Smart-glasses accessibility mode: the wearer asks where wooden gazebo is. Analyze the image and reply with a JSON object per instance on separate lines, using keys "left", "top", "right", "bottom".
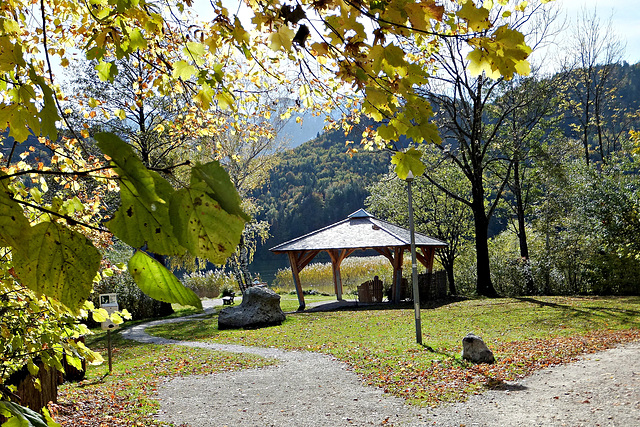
{"left": 270, "top": 209, "right": 447, "bottom": 310}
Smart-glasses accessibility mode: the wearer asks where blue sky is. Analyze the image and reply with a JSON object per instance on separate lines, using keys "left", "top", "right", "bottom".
{"left": 558, "top": 0, "right": 640, "bottom": 64}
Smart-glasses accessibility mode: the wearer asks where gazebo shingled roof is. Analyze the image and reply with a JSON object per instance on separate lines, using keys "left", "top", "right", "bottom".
{"left": 270, "top": 209, "right": 447, "bottom": 310}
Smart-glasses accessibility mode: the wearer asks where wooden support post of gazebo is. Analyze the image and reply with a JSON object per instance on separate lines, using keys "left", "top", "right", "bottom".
{"left": 287, "top": 249, "right": 320, "bottom": 311}
{"left": 287, "top": 252, "right": 305, "bottom": 310}
{"left": 327, "top": 249, "right": 355, "bottom": 300}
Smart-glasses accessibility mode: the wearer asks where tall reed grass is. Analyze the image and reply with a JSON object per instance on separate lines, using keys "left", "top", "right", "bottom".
{"left": 273, "top": 255, "right": 414, "bottom": 295}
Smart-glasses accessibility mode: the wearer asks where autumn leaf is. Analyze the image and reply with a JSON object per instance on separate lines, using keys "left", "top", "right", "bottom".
{"left": 391, "top": 148, "right": 426, "bottom": 179}
{"left": 458, "top": 1, "right": 491, "bottom": 32}
{"left": 173, "top": 60, "right": 196, "bottom": 80}
{"left": 94, "top": 61, "right": 118, "bottom": 82}
{"left": 269, "top": 26, "right": 295, "bottom": 51}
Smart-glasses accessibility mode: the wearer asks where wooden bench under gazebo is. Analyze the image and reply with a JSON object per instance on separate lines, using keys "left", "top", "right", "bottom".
{"left": 270, "top": 209, "right": 447, "bottom": 310}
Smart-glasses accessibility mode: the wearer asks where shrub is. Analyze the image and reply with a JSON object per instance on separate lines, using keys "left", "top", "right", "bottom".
{"left": 93, "top": 271, "right": 173, "bottom": 320}
{"left": 182, "top": 269, "right": 236, "bottom": 298}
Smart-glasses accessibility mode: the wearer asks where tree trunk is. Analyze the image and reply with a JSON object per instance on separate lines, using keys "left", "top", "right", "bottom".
{"left": 4, "top": 359, "right": 60, "bottom": 416}
{"left": 512, "top": 160, "right": 535, "bottom": 294}
{"left": 471, "top": 199, "right": 497, "bottom": 297}
{"left": 468, "top": 82, "right": 497, "bottom": 298}
{"left": 239, "top": 235, "right": 252, "bottom": 288}
{"left": 437, "top": 249, "right": 457, "bottom": 296}
{"left": 595, "top": 106, "right": 606, "bottom": 164}
{"left": 581, "top": 73, "right": 591, "bottom": 166}
{"left": 444, "top": 259, "right": 457, "bottom": 296}
{"left": 231, "top": 235, "right": 252, "bottom": 293}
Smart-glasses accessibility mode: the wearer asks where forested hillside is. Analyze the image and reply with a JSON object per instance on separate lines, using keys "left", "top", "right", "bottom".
{"left": 252, "top": 125, "right": 393, "bottom": 261}
{"left": 251, "top": 61, "right": 640, "bottom": 269}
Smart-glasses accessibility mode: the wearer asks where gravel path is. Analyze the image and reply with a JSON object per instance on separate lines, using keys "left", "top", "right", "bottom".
{"left": 122, "top": 304, "right": 640, "bottom": 427}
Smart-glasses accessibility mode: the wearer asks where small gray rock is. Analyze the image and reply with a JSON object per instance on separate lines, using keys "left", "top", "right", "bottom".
{"left": 461, "top": 333, "right": 495, "bottom": 364}
{"left": 218, "top": 286, "right": 286, "bottom": 330}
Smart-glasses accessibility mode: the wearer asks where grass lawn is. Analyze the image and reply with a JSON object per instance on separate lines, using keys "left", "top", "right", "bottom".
{"left": 276, "top": 292, "right": 338, "bottom": 312}
{"left": 56, "top": 296, "right": 640, "bottom": 425}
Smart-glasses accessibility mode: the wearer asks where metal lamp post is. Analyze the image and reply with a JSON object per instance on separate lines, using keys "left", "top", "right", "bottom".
{"left": 406, "top": 170, "right": 422, "bottom": 344}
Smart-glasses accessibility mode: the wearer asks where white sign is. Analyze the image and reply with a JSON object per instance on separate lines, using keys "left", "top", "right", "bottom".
{"left": 99, "top": 293, "right": 119, "bottom": 330}
{"left": 99, "top": 293, "right": 118, "bottom": 307}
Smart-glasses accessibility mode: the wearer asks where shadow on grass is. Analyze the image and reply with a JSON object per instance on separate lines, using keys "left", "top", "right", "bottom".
{"left": 514, "top": 296, "right": 640, "bottom": 327}
{"left": 302, "top": 296, "right": 469, "bottom": 313}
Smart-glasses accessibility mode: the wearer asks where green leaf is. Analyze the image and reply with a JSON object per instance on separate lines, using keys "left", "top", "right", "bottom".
{"left": 106, "top": 173, "right": 184, "bottom": 256}
{"left": 0, "top": 37, "right": 26, "bottom": 71}
{"left": 0, "top": 173, "right": 31, "bottom": 249}
{"left": 364, "top": 87, "right": 389, "bottom": 110}
{"left": 12, "top": 221, "right": 101, "bottom": 312}
{"left": 65, "top": 353, "right": 84, "bottom": 371}
{"left": 185, "top": 41, "right": 206, "bottom": 58}
{"left": 128, "top": 251, "right": 202, "bottom": 310}
{"left": 29, "top": 67, "right": 59, "bottom": 142}
{"left": 382, "top": 45, "right": 405, "bottom": 67}
{"left": 129, "top": 28, "right": 147, "bottom": 50}
{"left": 95, "top": 132, "right": 161, "bottom": 205}
{"left": 194, "top": 82, "right": 214, "bottom": 109}
{"left": 191, "top": 162, "right": 250, "bottom": 221}
{"left": 391, "top": 148, "right": 426, "bottom": 180}
{"left": 172, "top": 60, "right": 196, "bottom": 80}
{"left": 170, "top": 185, "right": 245, "bottom": 265}
{"left": 0, "top": 400, "right": 60, "bottom": 427}
{"left": 94, "top": 61, "right": 118, "bottom": 82}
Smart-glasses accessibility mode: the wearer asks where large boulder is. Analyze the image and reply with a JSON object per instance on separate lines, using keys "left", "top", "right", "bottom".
{"left": 218, "top": 286, "right": 286, "bottom": 330}
{"left": 461, "top": 333, "right": 495, "bottom": 364}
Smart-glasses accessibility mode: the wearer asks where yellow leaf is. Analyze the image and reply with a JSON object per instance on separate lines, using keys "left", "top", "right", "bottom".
{"left": 514, "top": 58, "right": 531, "bottom": 76}
{"left": 216, "top": 91, "right": 234, "bottom": 110}
{"left": 232, "top": 17, "right": 250, "bottom": 45}
{"left": 92, "top": 308, "right": 109, "bottom": 322}
{"left": 173, "top": 60, "right": 196, "bottom": 80}
{"left": 365, "top": 86, "right": 389, "bottom": 109}
{"left": 269, "top": 26, "right": 295, "bottom": 52}
{"left": 391, "top": 148, "right": 426, "bottom": 180}
{"left": 458, "top": 1, "right": 491, "bottom": 32}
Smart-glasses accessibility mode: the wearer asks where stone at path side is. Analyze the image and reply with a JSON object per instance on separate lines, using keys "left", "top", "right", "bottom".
{"left": 217, "top": 286, "right": 286, "bottom": 330}
{"left": 462, "top": 333, "right": 495, "bottom": 364}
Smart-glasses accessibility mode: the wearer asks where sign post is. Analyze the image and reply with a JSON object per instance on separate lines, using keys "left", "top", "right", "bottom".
{"left": 99, "top": 293, "right": 119, "bottom": 372}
